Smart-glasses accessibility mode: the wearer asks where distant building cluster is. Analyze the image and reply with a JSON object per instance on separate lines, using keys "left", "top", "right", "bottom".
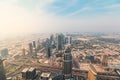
{"left": 0, "top": 48, "right": 9, "bottom": 59}
{"left": 0, "top": 33, "right": 120, "bottom": 80}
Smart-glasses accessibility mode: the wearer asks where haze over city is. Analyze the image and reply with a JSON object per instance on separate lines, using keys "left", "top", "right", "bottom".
{"left": 0, "top": 0, "right": 120, "bottom": 39}
{"left": 1, "top": 0, "right": 120, "bottom": 80}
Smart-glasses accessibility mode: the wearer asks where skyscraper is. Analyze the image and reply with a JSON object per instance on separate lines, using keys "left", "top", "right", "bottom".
{"left": 33, "top": 41, "right": 37, "bottom": 54}
{"left": 0, "top": 59, "right": 6, "bottom": 80}
{"left": 57, "top": 34, "right": 63, "bottom": 50}
{"left": 63, "top": 47, "right": 72, "bottom": 79}
{"left": 46, "top": 45, "right": 51, "bottom": 58}
{"left": 32, "top": 40, "right": 36, "bottom": 49}
{"left": 68, "top": 36, "right": 72, "bottom": 44}
{"left": 28, "top": 43, "right": 33, "bottom": 54}
{"left": 50, "top": 34, "right": 54, "bottom": 44}
{"left": 36, "top": 39, "right": 40, "bottom": 51}
{"left": 45, "top": 38, "right": 51, "bottom": 58}
{"left": 65, "top": 37, "right": 68, "bottom": 44}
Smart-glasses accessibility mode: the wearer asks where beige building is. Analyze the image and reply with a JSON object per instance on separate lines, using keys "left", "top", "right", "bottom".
{"left": 88, "top": 64, "right": 120, "bottom": 80}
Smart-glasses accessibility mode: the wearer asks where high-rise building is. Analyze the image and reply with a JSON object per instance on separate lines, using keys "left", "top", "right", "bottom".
{"left": 46, "top": 38, "right": 50, "bottom": 45}
{"left": 65, "top": 37, "right": 68, "bottom": 44}
{"left": 63, "top": 47, "right": 72, "bottom": 79}
{"left": 21, "top": 68, "right": 29, "bottom": 79}
{"left": 33, "top": 40, "right": 36, "bottom": 49}
{"left": 0, "top": 59, "right": 6, "bottom": 80}
{"left": 46, "top": 44, "right": 51, "bottom": 58}
{"left": 0, "top": 48, "right": 8, "bottom": 58}
{"left": 28, "top": 67, "right": 36, "bottom": 79}
{"left": 57, "top": 34, "right": 63, "bottom": 50}
{"left": 88, "top": 64, "right": 120, "bottom": 80}
{"left": 28, "top": 43, "right": 33, "bottom": 54}
{"left": 22, "top": 67, "right": 36, "bottom": 80}
{"left": 32, "top": 40, "right": 36, "bottom": 53}
{"left": 45, "top": 38, "right": 51, "bottom": 58}
{"left": 68, "top": 36, "right": 72, "bottom": 44}
{"left": 36, "top": 39, "right": 40, "bottom": 51}
{"left": 50, "top": 34, "right": 54, "bottom": 44}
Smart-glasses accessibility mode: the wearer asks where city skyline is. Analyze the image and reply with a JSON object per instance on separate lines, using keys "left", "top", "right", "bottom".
{"left": 0, "top": 0, "right": 120, "bottom": 38}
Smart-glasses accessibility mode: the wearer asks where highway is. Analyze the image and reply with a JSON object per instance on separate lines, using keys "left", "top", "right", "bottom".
{"left": 72, "top": 57, "right": 80, "bottom": 68}
{"left": 72, "top": 51, "right": 80, "bottom": 69}
{"left": 6, "top": 63, "right": 62, "bottom": 77}
{"left": 7, "top": 62, "right": 88, "bottom": 78}
{"left": 6, "top": 48, "right": 87, "bottom": 79}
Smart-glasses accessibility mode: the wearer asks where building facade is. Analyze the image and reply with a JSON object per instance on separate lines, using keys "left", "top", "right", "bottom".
{"left": 63, "top": 47, "right": 73, "bottom": 79}
{"left": 0, "top": 59, "right": 6, "bottom": 80}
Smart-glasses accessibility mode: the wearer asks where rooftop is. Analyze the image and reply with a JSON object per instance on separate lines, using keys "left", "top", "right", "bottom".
{"left": 22, "top": 68, "right": 29, "bottom": 73}
{"left": 29, "top": 67, "right": 35, "bottom": 72}
{"left": 89, "top": 64, "right": 105, "bottom": 73}
{"left": 41, "top": 72, "right": 51, "bottom": 78}
{"left": 93, "top": 64, "right": 104, "bottom": 73}
{"left": 80, "top": 63, "right": 89, "bottom": 71}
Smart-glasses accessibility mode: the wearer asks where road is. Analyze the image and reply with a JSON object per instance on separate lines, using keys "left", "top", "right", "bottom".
{"left": 7, "top": 63, "right": 62, "bottom": 77}
{"left": 72, "top": 51, "right": 80, "bottom": 69}
{"left": 7, "top": 62, "right": 88, "bottom": 80}
{"left": 73, "top": 57, "right": 79, "bottom": 68}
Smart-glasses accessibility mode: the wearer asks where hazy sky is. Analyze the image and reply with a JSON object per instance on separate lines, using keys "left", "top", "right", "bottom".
{"left": 0, "top": 0, "right": 120, "bottom": 37}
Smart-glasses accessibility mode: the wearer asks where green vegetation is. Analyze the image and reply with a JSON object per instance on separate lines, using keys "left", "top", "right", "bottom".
{"left": 5, "top": 65, "right": 19, "bottom": 73}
